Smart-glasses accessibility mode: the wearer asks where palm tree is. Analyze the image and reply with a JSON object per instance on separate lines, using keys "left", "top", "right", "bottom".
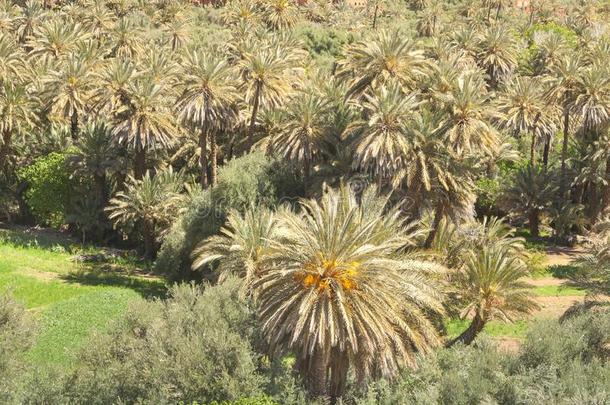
{"left": 496, "top": 76, "right": 556, "bottom": 166}
{"left": 502, "top": 164, "right": 557, "bottom": 237}
{"left": 91, "top": 58, "right": 136, "bottom": 116}
{"left": 238, "top": 45, "right": 299, "bottom": 151}
{"left": 416, "top": 2, "right": 442, "bottom": 38}
{"left": 272, "top": 90, "right": 330, "bottom": 188}
{"left": 262, "top": 0, "right": 298, "bottom": 30}
{"left": 253, "top": 185, "right": 445, "bottom": 400}
{"left": 43, "top": 54, "right": 94, "bottom": 140}
{"left": 112, "top": 79, "right": 178, "bottom": 179}
{"left": 176, "top": 52, "right": 239, "bottom": 188}
{"left": 191, "top": 206, "right": 282, "bottom": 293}
{"left": 15, "top": 0, "right": 46, "bottom": 43}
{"left": 545, "top": 55, "right": 583, "bottom": 192}
{"left": 106, "top": 169, "right": 188, "bottom": 260}
{"left": 336, "top": 29, "right": 431, "bottom": 99}
{"left": 0, "top": 81, "right": 38, "bottom": 169}
{"left": 28, "top": 19, "right": 87, "bottom": 59}
{"left": 450, "top": 245, "right": 538, "bottom": 345}
{"left": 476, "top": 25, "right": 518, "bottom": 89}
{"left": 343, "top": 83, "right": 418, "bottom": 184}
{"left": 0, "top": 34, "right": 26, "bottom": 84}
{"left": 438, "top": 72, "right": 498, "bottom": 156}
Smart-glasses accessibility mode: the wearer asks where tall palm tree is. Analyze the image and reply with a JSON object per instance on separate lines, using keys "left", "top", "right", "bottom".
{"left": 439, "top": 72, "right": 498, "bottom": 156}
{"left": 238, "top": 45, "right": 299, "bottom": 151}
{"left": 112, "top": 79, "right": 178, "bottom": 179}
{"left": 545, "top": 55, "right": 583, "bottom": 192}
{"left": 476, "top": 25, "right": 518, "bottom": 89}
{"left": 0, "top": 81, "right": 38, "bottom": 169}
{"left": 28, "top": 19, "right": 87, "bottom": 59}
{"left": 91, "top": 58, "right": 136, "bottom": 116}
{"left": 262, "top": 0, "right": 298, "bottom": 30}
{"left": 176, "top": 52, "right": 238, "bottom": 188}
{"left": 254, "top": 185, "right": 445, "bottom": 400}
{"left": 496, "top": 76, "right": 556, "bottom": 166}
{"left": 0, "top": 34, "right": 26, "bottom": 84}
{"left": 450, "top": 245, "right": 538, "bottom": 345}
{"left": 272, "top": 90, "right": 330, "bottom": 188}
{"left": 43, "top": 54, "right": 94, "bottom": 140}
{"left": 343, "top": 83, "right": 418, "bottom": 184}
{"left": 336, "top": 29, "right": 431, "bottom": 99}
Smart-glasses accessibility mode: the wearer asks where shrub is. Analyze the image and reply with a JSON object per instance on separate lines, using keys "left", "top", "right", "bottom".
{"left": 17, "top": 152, "right": 73, "bottom": 227}
{"left": 155, "top": 152, "right": 303, "bottom": 281}
{"left": 0, "top": 293, "right": 36, "bottom": 403}
{"left": 50, "top": 278, "right": 266, "bottom": 404}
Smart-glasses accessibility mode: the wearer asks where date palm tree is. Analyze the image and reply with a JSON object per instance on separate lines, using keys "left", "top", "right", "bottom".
{"left": 450, "top": 245, "right": 538, "bottom": 345}
{"left": 502, "top": 164, "right": 557, "bottom": 237}
{"left": 273, "top": 90, "right": 331, "bottom": 188}
{"left": 254, "top": 185, "right": 445, "bottom": 400}
{"left": 106, "top": 169, "right": 188, "bottom": 260}
{"left": 496, "top": 76, "right": 555, "bottom": 166}
{"left": 112, "top": 79, "right": 178, "bottom": 179}
{"left": 476, "top": 24, "right": 518, "bottom": 89}
{"left": 262, "top": 0, "right": 298, "bottom": 30}
{"left": 0, "top": 81, "right": 38, "bottom": 169}
{"left": 336, "top": 29, "right": 431, "bottom": 99}
{"left": 0, "top": 34, "right": 26, "bottom": 84}
{"left": 43, "top": 54, "right": 94, "bottom": 140}
{"left": 176, "top": 52, "right": 239, "bottom": 188}
{"left": 343, "top": 83, "right": 418, "bottom": 184}
{"left": 191, "top": 206, "right": 283, "bottom": 293}
{"left": 238, "top": 44, "right": 299, "bottom": 151}
{"left": 28, "top": 19, "right": 86, "bottom": 59}
{"left": 91, "top": 58, "right": 136, "bottom": 116}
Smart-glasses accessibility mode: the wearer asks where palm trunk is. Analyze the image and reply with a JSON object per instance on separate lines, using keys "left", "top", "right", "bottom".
{"left": 210, "top": 131, "right": 218, "bottom": 186}
{"left": 530, "top": 131, "right": 537, "bottom": 166}
{"left": 424, "top": 201, "right": 444, "bottom": 248}
{"left": 247, "top": 87, "right": 261, "bottom": 152}
{"left": 303, "top": 158, "right": 311, "bottom": 193}
{"left": 70, "top": 110, "right": 79, "bottom": 141}
{"left": 134, "top": 147, "right": 146, "bottom": 180}
{"left": 142, "top": 219, "right": 156, "bottom": 261}
{"left": 601, "top": 156, "right": 610, "bottom": 216}
{"left": 309, "top": 347, "right": 328, "bottom": 400}
{"left": 529, "top": 208, "right": 540, "bottom": 238}
{"left": 199, "top": 128, "right": 208, "bottom": 188}
{"left": 0, "top": 129, "right": 12, "bottom": 169}
{"left": 560, "top": 110, "right": 570, "bottom": 196}
{"left": 588, "top": 182, "right": 599, "bottom": 222}
{"left": 328, "top": 349, "right": 348, "bottom": 403}
{"left": 542, "top": 134, "right": 551, "bottom": 171}
{"left": 449, "top": 312, "right": 486, "bottom": 346}
{"left": 372, "top": 1, "right": 379, "bottom": 28}
{"left": 94, "top": 173, "right": 107, "bottom": 205}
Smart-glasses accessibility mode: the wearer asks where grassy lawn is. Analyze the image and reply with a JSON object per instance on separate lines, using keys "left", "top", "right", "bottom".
{"left": 0, "top": 227, "right": 165, "bottom": 366}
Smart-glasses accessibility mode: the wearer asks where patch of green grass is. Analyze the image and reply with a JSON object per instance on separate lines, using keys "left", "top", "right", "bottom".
{"left": 445, "top": 319, "right": 529, "bottom": 339}
{"left": 533, "top": 285, "right": 585, "bottom": 297}
{"left": 0, "top": 227, "right": 166, "bottom": 366}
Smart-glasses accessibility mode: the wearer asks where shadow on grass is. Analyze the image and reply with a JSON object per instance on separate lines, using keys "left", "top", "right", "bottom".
{"left": 546, "top": 264, "right": 579, "bottom": 279}
{"left": 0, "top": 225, "right": 77, "bottom": 251}
{"left": 60, "top": 268, "right": 167, "bottom": 300}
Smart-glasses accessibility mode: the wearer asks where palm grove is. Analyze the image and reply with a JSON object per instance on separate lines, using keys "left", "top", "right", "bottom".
{"left": 0, "top": 0, "right": 609, "bottom": 403}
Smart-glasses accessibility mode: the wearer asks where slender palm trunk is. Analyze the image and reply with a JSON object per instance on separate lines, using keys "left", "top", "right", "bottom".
{"left": 303, "top": 158, "right": 311, "bottom": 193}
{"left": 529, "top": 208, "right": 540, "bottom": 238}
{"left": 71, "top": 110, "right": 79, "bottom": 141}
{"left": 94, "top": 173, "right": 107, "bottom": 204}
{"left": 199, "top": 128, "right": 208, "bottom": 188}
{"left": 542, "top": 134, "right": 551, "bottom": 171}
{"left": 134, "top": 147, "right": 146, "bottom": 180}
{"left": 449, "top": 312, "right": 486, "bottom": 346}
{"left": 560, "top": 110, "right": 570, "bottom": 196}
{"left": 601, "top": 156, "right": 610, "bottom": 216}
{"left": 530, "top": 131, "right": 537, "bottom": 166}
{"left": 247, "top": 87, "right": 261, "bottom": 152}
{"left": 424, "top": 201, "right": 444, "bottom": 248}
{"left": 0, "top": 129, "right": 12, "bottom": 169}
{"left": 372, "top": 1, "right": 379, "bottom": 28}
{"left": 210, "top": 131, "right": 218, "bottom": 186}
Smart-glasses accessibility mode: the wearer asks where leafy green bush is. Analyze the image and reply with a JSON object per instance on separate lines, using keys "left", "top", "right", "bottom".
{"left": 17, "top": 152, "right": 73, "bottom": 227}
{"left": 37, "top": 279, "right": 266, "bottom": 404}
{"left": 155, "top": 152, "right": 303, "bottom": 281}
{"left": 0, "top": 293, "right": 36, "bottom": 403}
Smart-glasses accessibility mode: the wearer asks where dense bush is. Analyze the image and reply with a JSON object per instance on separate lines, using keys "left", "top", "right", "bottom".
{"left": 0, "top": 293, "right": 36, "bottom": 404}
{"left": 155, "top": 152, "right": 303, "bottom": 281}
{"left": 352, "top": 309, "right": 610, "bottom": 404}
{"left": 31, "top": 279, "right": 266, "bottom": 404}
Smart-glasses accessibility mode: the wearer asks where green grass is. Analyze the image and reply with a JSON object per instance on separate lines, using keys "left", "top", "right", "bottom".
{"left": 0, "top": 227, "right": 166, "bottom": 366}
{"left": 445, "top": 319, "right": 529, "bottom": 339}
{"left": 533, "top": 285, "right": 585, "bottom": 297}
